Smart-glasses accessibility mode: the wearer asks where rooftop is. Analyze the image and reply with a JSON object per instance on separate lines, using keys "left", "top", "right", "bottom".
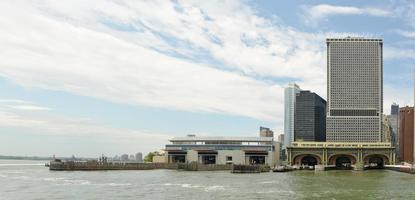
{"left": 326, "top": 37, "right": 383, "bottom": 42}
{"left": 169, "top": 136, "right": 274, "bottom": 142}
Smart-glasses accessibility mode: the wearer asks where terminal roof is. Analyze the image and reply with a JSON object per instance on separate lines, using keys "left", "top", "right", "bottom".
{"left": 170, "top": 136, "right": 273, "bottom": 142}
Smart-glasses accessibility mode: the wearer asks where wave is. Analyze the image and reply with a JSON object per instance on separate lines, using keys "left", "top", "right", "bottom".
{"left": 43, "top": 177, "right": 130, "bottom": 187}
{"left": 160, "top": 183, "right": 226, "bottom": 192}
{"left": 100, "top": 183, "right": 132, "bottom": 186}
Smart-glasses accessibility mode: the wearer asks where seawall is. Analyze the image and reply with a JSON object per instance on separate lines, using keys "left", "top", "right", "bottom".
{"left": 49, "top": 160, "right": 236, "bottom": 171}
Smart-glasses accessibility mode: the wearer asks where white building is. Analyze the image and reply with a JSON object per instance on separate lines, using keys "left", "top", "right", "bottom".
{"left": 326, "top": 37, "right": 383, "bottom": 142}
{"left": 164, "top": 135, "right": 279, "bottom": 167}
{"left": 284, "top": 83, "right": 301, "bottom": 148}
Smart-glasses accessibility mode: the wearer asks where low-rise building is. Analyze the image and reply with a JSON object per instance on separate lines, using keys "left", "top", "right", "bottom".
{"left": 164, "top": 135, "right": 279, "bottom": 167}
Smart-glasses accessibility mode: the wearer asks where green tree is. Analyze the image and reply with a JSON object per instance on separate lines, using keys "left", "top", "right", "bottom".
{"left": 144, "top": 151, "right": 162, "bottom": 163}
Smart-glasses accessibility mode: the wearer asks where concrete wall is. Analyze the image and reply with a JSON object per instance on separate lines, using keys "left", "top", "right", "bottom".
{"left": 169, "top": 149, "right": 278, "bottom": 166}
{"left": 186, "top": 150, "right": 198, "bottom": 163}
{"left": 272, "top": 142, "right": 281, "bottom": 166}
{"left": 217, "top": 150, "right": 245, "bottom": 165}
{"left": 152, "top": 155, "right": 167, "bottom": 163}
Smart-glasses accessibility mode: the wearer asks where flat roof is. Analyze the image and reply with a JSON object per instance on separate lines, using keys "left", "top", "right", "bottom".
{"left": 326, "top": 37, "right": 383, "bottom": 42}
{"left": 170, "top": 136, "right": 273, "bottom": 142}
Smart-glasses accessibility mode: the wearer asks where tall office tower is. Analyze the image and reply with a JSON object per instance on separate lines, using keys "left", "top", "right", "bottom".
{"left": 399, "top": 106, "right": 414, "bottom": 163}
{"left": 260, "top": 126, "right": 274, "bottom": 137}
{"left": 326, "top": 37, "right": 383, "bottom": 142}
{"left": 294, "top": 91, "right": 327, "bottom": 142}
{"left": 284, "top": 83, "right": 301, "bottom": 147}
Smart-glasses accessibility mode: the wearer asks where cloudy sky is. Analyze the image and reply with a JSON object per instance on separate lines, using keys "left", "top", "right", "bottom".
{"left": 0, "top": 0, "right": 414, "bottom": 157}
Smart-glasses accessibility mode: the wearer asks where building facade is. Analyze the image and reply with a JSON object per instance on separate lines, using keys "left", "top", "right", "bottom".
{"left": 260, "top": 127, "right": 274, "bottom": 138}
{"left": 326, "top": 38, "right": 383, "bottom": 142}
{"left": 382, "top": 115, "right": 392, "bottom": 143}
{"left": 164, "top": 135, "right": 279, "bottom": 167}
{"left": 284, "top": 83, "right": 301, "bottom": 148}
{"left": 135, "top": 152, "right": 143, "bottom": 163}
{"left": 294, "top": 91, "right": 326, "bottom": 142}
{"left": 388, "top": 103, "right": 399, "bottom": 154}
{"left": 399, "top": 106, "right": 414, "bottom": 163}
{"left": 287, "top": 37, "right": 394, "bottom": 169}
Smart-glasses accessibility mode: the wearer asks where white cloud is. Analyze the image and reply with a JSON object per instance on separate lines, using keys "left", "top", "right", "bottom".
{"left": 6, "top": 105, "right": 50, "bottom": 111}
{"left": 0, "top": 0, "right": 329, "bottom": 123}
{"left": 384, "top": 47, "right": 415, "bottom": 60}
{"left": 395, "top": 30, "right": 415, "bottom": 38}
{"left": 304, "top": 4, "right": 391, "bottom": 24}
{"left": 0, "top": 99, "right": 51, "bottom": 111}
{"left": 0, "top": 108, "right": 171, "bottom": 156}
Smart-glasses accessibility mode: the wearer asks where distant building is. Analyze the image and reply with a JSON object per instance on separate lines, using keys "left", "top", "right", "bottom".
{"left": 387, "top": 103, "right": 399, "bottom": 154}
{"left": 277, "top": 134, "right": 286, "bottom": 162}
{"left": 399, "top": 106, "right": 414, "bottom": 163}
{"left": 135, "top": 152, "right": 143, "bottom": 163}
{"left": 382, "top": 115, "right": 392, "bottom": 143}
{"left": 294, "top": 91, "right": 326, "bottom": 142}
{"left": 129, "top": 154, "right": 135, "bottom": 161}
{"left": 326, "top": 38, "right": 383, "bottom": 142}
{"left": 284, "top": 83, "right": 301, "bottom": 148}
{"left": 120, "top": 154, "right": 129, "bottom": 161}
{"left": 391, "top": 103, "right": 399, "bottom": 115}
{"left": 388, "top": 103, "right": 400, "bottom": 155}
{"left": 277, "top": 134, "right": 284, "bottom": 143}
{"left": 260, "top": 127, "right": 274, "bottom": 137}
{"left": 164, "top": 134, "right": 280, "bottom": 166}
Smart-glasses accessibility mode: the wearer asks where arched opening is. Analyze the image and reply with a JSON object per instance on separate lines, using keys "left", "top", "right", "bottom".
{"left": 365, "top": 155, "right": 387, "bottom": 169}
{"left": 335, "top": 156, "right": 352, "bottom": 169}
{"left": 301, "top": 156, "right": 318, "bottom": 166}
{"left": 292, "top": 154, "right": 321, "bottom": 169}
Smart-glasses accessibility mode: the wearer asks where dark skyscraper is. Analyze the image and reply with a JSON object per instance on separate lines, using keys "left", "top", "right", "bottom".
{"left": 391, "top": 103, "right": 399, "bottom": 115}
{"left": 294, "top": 91, "right": 326, "bottom": 142}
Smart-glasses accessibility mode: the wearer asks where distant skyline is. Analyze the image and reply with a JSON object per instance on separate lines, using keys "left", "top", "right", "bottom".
{"left": 0, "top": 0, "right": 414, "bottom": 157}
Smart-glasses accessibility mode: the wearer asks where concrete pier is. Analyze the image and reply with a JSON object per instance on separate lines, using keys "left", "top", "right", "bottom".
{"left": 49, "top": 160, "right": 234, "bottom": 171}
{"left": 384, "top": 165, "right": 415, "bottom": 174}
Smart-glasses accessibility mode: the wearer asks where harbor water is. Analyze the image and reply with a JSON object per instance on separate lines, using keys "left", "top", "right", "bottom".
{"left": 1, "top": 159, "right": 415, "bottom": 199}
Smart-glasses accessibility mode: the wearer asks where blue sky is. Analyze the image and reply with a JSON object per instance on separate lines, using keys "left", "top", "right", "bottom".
{"left": 0, "top": 0, "right": 414, "bottom": 157}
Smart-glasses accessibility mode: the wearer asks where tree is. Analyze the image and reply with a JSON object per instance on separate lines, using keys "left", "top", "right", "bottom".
{"left": 144, "top": 151, "right": 162, "bottom": 163}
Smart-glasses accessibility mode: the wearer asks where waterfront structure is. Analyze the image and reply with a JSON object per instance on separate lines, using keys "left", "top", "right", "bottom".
{"left": 287, "top": 37, "right": 394, "bottom": 169}
{"left": 399, "top": 106, "right": 414, "bottom": 163}
{"left": 284, "top": 83, "right": 301, "bottom": 148}
{"left": 260, "top": 127, "right": 274, "bottom": 137}
{"left": 152, "top": 155, "right": 167, "bottom": 163}
{"left": 135, "top": 152, "right": 143, "bottom": 163}
{"left": 326, "top": 38, "right": 383, "bottom": 142}
{"left": 287, "top": 142, "right": 395, "bottom": 168}
{"left": 294, "top": 91, "right": 326, "bottom": 142}
{"left": 164, "top": 135, "right": 279, "bottom": 166}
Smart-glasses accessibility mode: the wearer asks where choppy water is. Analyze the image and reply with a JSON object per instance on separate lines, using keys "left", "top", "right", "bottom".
{"left": 1, "top": 159, "right": 415, "bottom": 200}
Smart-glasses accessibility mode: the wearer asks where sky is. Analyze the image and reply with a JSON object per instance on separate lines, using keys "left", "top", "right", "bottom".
{"left": 0, "top": 0, "right": 414, "bottom": 157}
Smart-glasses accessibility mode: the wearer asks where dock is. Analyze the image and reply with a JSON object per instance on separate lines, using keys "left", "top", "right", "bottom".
{"left": 231, "top": 164, "right": 270, "bottom": 173}
{"left": 49, "top": 160, "right": 233, "bottom": 171}
{"left": 384, "top": 165, "right": 415, "bottom": 174}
